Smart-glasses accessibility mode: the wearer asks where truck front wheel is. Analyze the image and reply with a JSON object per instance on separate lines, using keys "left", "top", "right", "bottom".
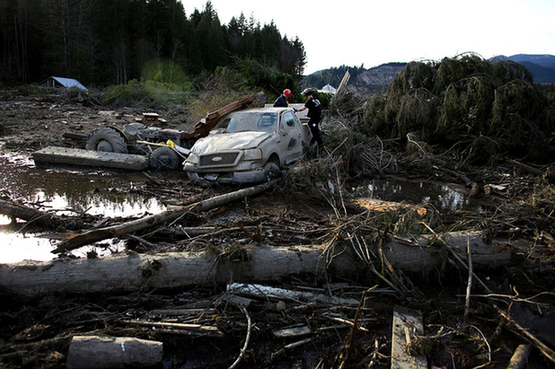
{"left": 263, "top": 161, "right": 281, "bottom": 181}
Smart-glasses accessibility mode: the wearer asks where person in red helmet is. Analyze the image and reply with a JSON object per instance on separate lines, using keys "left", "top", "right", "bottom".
{"left": 273, "top": 89, "right": 291, "bottom": 107}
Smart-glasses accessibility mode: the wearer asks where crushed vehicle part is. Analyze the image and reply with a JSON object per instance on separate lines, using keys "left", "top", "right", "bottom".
{"left": 76, "top": 92, "right": 266, "bottom": 171}
{"left": 134, "top": 112, "right": 167, "bottom": 124}
{"left": 149, "top": 146, "right": 181, "bottom": 170}
{"left": 121, "top": 123, "right": 194, "bottom": 154}
{"left": 85, "top": 127, "right": 128, "bottom": 153}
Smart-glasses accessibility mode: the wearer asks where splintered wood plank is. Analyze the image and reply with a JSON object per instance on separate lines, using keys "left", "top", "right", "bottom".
{"left": 391, "top": 306, "right": 427, "bottom": 369}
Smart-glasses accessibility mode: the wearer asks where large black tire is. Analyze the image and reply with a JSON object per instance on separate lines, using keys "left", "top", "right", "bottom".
{"left": 85, "top": 128, "right": 128, "bottom": 153}
{"left": 149, "top": 146, "right": 181, "bottom": 170}
{"left": 263, "top": 161, "right": 281, "bottom": 181}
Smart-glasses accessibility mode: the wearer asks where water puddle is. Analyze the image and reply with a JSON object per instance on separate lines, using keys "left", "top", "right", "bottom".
{"left": 1, "top": 155, "right": 482, "bottom": 264}
{"left": 351, "top": 177, "right": 483, "bottom": 213}
{"left": 0, "top": 155, "right": 166, "bottom": 263}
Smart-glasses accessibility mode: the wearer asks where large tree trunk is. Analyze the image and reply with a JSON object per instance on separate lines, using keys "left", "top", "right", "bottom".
{"left": 0, "top": 231, "right": 514, "bottom": 298}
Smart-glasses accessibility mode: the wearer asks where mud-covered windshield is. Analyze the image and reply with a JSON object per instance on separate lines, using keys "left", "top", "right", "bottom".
{"left": 215, "top": 111, "right": 278, "bottom": 133}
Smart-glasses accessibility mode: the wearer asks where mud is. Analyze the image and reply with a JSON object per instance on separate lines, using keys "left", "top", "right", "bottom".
{"left": 0, "top": 93, "right": 554, "bottom": 369}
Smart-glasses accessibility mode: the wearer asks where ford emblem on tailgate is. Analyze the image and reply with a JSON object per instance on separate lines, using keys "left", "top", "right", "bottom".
{"left": 211, "top": 156, "right": 222, "bottom": 162}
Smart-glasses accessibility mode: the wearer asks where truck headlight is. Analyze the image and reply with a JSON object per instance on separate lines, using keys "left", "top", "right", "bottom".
{"left": 186, "top": 153, "right": 199, "bottom": 164}
{"left": 242, "top": 148, "right": 262, "bottom": 160}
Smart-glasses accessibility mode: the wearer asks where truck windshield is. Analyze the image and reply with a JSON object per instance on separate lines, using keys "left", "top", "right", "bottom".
{"left": 215, "top": 111, "right": 277, "bottom": 133}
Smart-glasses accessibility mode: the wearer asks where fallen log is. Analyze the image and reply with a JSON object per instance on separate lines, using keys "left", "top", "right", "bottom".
{"left": 0, "top": 199, "right": 84, "bottom": 230}
{"left": 121, "top": 320, "right": 223, "bottom": 337}
{"left": 65, "top": 336, "right": 163, "bottom": 369}
{"left": 0, "top": 231, "right": 515, "bottom": 297}
{"left": 352, "top": 198, "right": 427, "bottom": 215}
{"left": 227, "top": 282, "right": 359, "bottom": 305}
{"left": 32, "top": 147, "right": 149, "bottom": 170}
{"left": 53, "top": 181, "right": 275, "bottom": 253}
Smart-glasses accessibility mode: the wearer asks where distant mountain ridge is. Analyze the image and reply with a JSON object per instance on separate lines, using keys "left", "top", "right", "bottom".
{"left": 303, "top": 63, "right": 407, "bottom": 96}
{"left": 306, "top": 54, "right": 555, "bottom": 95}
{"left": 491, "top": 54, "right": 555, "bottom": 68}
{"left": 352, "top": 63, "right": 407, "bottom": 95}
{"left": 490, "top": 54, "right": 555, "bottom": 83}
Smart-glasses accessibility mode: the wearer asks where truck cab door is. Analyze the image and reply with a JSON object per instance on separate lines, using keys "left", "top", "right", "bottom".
{"left": 279, "top": 111, "right": 303, "bottom": 164}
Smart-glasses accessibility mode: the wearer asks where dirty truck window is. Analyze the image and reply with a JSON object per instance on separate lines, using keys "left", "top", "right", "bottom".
{"left": 215, "top": 111, "right": 276, "bottom": 133}
{"left": 283, "top": 112, "right": 296, "bottom": 127}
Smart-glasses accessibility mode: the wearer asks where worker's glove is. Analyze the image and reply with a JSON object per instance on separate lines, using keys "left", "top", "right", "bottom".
{"left": 293, "top": 108, "right": 298, "bottom": 112}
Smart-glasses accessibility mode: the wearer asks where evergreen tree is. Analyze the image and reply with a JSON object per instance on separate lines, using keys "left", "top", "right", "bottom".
{"left": 365, "top": 53, "right": 554, "bottom": 162}
{"left": 195, "top": 2, "right": 228, "bottom": 72}
{"left": 0, "top": 0, "right": 307, "bottom": 87}
{"left": 0, "top": 0, "right": 44, "bottom": 84}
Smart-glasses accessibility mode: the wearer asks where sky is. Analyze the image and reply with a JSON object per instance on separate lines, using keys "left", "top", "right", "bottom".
{"left": 180, "top": 0, "right": 555, "bottom": 75}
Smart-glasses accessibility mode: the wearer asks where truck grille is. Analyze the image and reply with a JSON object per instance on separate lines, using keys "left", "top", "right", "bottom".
{"left": 199, "top": 152, "right": 240, "bottom": 167}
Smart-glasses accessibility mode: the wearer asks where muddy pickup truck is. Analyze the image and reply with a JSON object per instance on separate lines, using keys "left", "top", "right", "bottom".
{"left": 183, "top": 106, "right": 311, "bottom": 184}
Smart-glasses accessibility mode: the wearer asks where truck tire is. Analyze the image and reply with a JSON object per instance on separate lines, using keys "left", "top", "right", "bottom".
{"left": 85, "top": 128, "right": 128, "bottom": 153}
{"left": 263, "top": 161, "right": 281, "bottom": 181}
{"left": 150, "top": 146, "right": 181, "bottom": 170}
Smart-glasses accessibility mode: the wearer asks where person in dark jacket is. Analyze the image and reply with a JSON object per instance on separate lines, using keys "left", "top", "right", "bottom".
{"left": 273, "top": 89, "right": 292, "bottom": 107}
{"left": 297, "top": 88, "right": 324, "bottom": 146}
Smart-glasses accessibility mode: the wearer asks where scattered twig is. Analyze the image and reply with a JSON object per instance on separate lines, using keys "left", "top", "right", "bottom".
{"left": 467, "top": 291, "right": 555, "bottom": 308}
{"left": 228, "top": 306, "right": 252, "bottom": 369}
{"left": 467, "top": 324, "right": 492, "bottom": 368}
{"left": 464, "top": 236, "right": 473, "bottom": 321}
{"left": 495, "top": 306, "right": 555, "bottom": 364}
{"left": 337, "top": 286, "right": 377, "bottom": 369}
{"left": 421, "top": 223, "right": 492, "bottom": 294}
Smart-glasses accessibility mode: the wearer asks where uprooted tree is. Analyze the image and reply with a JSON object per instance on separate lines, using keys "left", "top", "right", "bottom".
{"left": 329, "top": 53, "right": 555, "bottom": 169}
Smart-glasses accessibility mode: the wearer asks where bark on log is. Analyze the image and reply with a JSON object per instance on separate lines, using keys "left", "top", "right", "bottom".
{"left": 53, "top": 181, "right": 275, "bottom": 253}
{"left": 0, "top": 199, "right": 84, "bottom": 230}
{"left": 0, "top": 231, "right": 514, "bottom": 298}
{"left": 506, "top": 344, "right": 532, "bottom": 369}
{"left": 65, "top": 336, "right": 163, "bottom": 369}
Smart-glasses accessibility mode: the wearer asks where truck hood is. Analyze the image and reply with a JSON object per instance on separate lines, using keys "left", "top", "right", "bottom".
{"left": 191, "top": 131, "right": 271, "bottom": 154}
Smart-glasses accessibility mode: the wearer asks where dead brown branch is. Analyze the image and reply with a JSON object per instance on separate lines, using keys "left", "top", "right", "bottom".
{"left": 0, "top": 199, "right": 85, "bottom": 230}
{"left": 495, "top": 306, "right": 555, "bottom": 364}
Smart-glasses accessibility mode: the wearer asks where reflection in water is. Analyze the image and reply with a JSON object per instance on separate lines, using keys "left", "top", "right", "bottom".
{"left": 0, "top": 155, "right": 165, "bottom": 217}
{"left": 0, "top": 233, "right": 55, "bottom": 263}
{"left": 0, "top": 232, "right": 125, "bottom": 263}
{"left": 29, "top": 190, "right": 165, "bottom": 217}
{"left": 0, "top": 155, "right": 165, "bottom": 263}
{"left": 1, "top": 155, "right": 482, "bottom": 263}
{"left": 354, "top": 178, "right": 482, "bottom": 213}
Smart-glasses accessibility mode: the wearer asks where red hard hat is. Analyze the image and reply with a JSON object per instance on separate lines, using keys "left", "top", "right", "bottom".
{"left": 283, "top": 89, "right": 292, "bottom": 98}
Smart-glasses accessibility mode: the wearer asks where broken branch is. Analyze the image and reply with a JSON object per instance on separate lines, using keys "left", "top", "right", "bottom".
{"left": 53, "top": 181, "right": 275, "bottom": 253}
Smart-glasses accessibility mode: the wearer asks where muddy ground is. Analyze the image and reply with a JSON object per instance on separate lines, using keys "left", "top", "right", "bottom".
{"left": 0, "top": 92, "right": 554, "bottom": 369}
